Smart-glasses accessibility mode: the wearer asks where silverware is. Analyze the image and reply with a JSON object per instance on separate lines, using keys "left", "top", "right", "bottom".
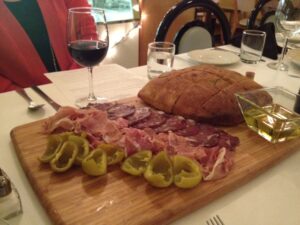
{"left": 16, "top": 89, "right": 44, "bottom": 111}
{"left": 289, "top": 74, "right": 300, "bottom": 78}
{"left": 213, "top": 47, "right": 240, "bottom": 55}
{"left": 206, "top": 215, "right": 225, "bottom": 225}
{"left": 31, "top": 86, "right": 61, "bottom": 111}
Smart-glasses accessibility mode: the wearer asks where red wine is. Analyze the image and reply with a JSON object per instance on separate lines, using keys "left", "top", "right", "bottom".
{"left": 68, "top": 40, "right": 108, "bottom": 67}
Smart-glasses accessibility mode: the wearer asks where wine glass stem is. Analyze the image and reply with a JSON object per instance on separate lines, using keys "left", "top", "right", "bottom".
{"left": 277, "top": 36, "right": 288, "bottom": 69}
{"left": 87, "top": 67, "right": 97, "bottom": 101}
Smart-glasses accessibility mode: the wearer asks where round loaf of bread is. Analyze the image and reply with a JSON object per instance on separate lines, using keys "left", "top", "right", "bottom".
{"left": 138, "top": 65, "right": 263, "bottom": 126}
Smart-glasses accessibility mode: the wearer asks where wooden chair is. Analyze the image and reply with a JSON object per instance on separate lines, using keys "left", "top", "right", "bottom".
{"left": 247, "top": 0, "right": 277, "bottom": 28}
{"left": 155, "top": 0, "right": 231, "bottom": 54}
{"left": 218, "top": 0, "right": 239, "bottom": 35}
{"left": 236, "top": 0, "right": 256, "bottom": 28}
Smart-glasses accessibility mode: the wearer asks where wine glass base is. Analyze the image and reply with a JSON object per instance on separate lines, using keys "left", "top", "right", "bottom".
{"left": 75, "top": 96, "right": 107, "bottom": 108}
{"left": 267, "top": 62, "right": 288, "bottom": 71}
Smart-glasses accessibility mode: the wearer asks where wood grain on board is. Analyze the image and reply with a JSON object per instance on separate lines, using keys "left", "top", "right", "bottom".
{"left": 10, "top": 97, "right": 300, "bottom": 225}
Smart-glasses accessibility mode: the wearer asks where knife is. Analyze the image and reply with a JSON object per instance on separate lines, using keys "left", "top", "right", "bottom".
{"left": 31, "top": 86, "right": 61, "bottom": 111}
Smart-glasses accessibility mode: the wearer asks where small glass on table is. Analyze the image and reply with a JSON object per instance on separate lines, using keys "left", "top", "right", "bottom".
{"left": 240, "top": 30, "right": 266, "bottom": 64}
{"left": 67, "top": 7, "right": 109, "bottom": 108}
{"left": 147, "top": 42, "right": 175, "bottom": 80}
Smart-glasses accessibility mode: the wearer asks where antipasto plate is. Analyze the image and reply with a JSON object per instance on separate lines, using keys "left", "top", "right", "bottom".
{"left": 10, "top": 96, "right": 300, "bottom": 225}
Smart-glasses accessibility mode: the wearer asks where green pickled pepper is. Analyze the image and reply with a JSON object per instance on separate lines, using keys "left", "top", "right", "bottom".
{"left": 172, "top": 155, "right": 202, "bottom": 189}
{"left": 50, "top": 141, "right": 78, "bottom": 173}
{"left": 81, "top": 148, "right": 107, "bottom": 176}
{"left": 39, "top": 134, "right": 63, "bottom": 163}
{"left": 68, "top": 135, "right": 90, "bottom": 165}
{"left": 58, "top": 132, "right": 74, "bottom": 142}
{"left": 98, "top": 143, "right": 125, "bottom": 165}
{"left": 144, "top": 151, "right": 173, "bottom": 188}
{"left": 121, "top": 150, "right": 152, "bottom": 176}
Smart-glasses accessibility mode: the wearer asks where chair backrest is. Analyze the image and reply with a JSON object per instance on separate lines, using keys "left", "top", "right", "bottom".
{"left": 173, "top": 20, "right": 214, "bottom": 53}
{"left": 155, "top": 0, "right": 231, "bottom": 54}
{"left": 259, "top": 10, "right": 276, "bottom": 27}
{"left": 247, "top": 0, "right": 274, "bottom": 29}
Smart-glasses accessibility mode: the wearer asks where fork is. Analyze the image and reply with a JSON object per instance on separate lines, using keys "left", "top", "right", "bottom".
{"left": 206, "top": 215, "right": 225, "bottom": 225}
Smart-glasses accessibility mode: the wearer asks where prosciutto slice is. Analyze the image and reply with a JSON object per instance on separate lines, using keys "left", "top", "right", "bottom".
{"left": 43, "top": 106, "right": 126, "bottom": 147}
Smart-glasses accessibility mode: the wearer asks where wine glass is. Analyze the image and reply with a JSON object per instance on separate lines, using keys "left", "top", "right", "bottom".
{"left": 67, "top": 7, "right": 109, "bottom": 107}
{"left": 267, "top": 0, "right": 300, "bottom": 71}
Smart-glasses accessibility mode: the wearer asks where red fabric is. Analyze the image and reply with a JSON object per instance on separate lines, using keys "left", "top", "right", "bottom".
{"left": 0, "top": 0, "right": 91, "bottom": 93}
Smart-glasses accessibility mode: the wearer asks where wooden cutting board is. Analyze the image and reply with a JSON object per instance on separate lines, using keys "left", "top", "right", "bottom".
{"left": 10, "top": 98, "right": 300, "bottom": 225}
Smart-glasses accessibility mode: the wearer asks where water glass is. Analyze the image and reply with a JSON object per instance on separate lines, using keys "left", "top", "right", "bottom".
{"left": 147, "top": 42, "right": 175, "bottom": 80}
{"left": 240, "top": 30, "right": 266, "bottom": 64}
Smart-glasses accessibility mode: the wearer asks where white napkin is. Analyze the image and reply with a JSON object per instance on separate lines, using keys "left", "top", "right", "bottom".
{"left": 45, "top": 64, "right": 148, "bottom": 105}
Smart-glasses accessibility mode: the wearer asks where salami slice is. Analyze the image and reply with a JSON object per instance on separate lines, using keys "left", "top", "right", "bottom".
{"left": 133, "top": 110, "right": 167, "bottom": 129}
{"left": 187, "top": 125, "right": 239, "bottom": 150}
{"left": 203, "top": 134, "right": 220, "bottom": 147}
{"left": 217, "top": 131, "right": 240, "bottom": 150}
{"left": 186, "top": 124, "right": 220, "bottom": 146}
{"left": 154, "top": 115, "right": 187, "bottom": 133}
{"left": 86, "top": 102, "right": 114, "bottom": 111}
{"left": 127, "top": 107, "right": 151, "bottom": 126}
{"left": 107, "top": 104, "right": 136, "bottom": 120}
{"left": 175, "top": 119, "right": 200, "bottom": 137}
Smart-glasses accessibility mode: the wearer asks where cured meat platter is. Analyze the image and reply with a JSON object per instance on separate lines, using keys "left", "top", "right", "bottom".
{"left": 10, "top": 97, "right": 300, "bottom": 225}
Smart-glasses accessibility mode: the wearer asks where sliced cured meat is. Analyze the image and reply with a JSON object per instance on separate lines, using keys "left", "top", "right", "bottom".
{"left": 127, "top": 107, "right": 151, "bottom": 126}
{"left": 107, "top": 104, "right": 135, "bottom": 120}
{"left": 186, "top": 123, "right": 221, "bottom": 144}
{"left": 86, "top": 102, "right": 115, "bottom": 111}
{"left": 199, "top": 146, "right": 235, "bottom": 180}
{"left": 154, "top": 116, "right": 187, "bottom": 133}
{"left": 166, "top": 132, "right": 207, "bottom": 161}
{"left": 175, "top": 119, "right": 200, "bottom": 137}
{"left": 133, "top": 110, "right": 168, "bottom": 129}
{"left": 187, "top": 127, "right": 238, "bottom": 151}
{"left": 217, "top": 131, "right": 240, "bottom": 150}
{"left": 44, "top": 104, "right": 240, "bottom": 181}
{"left": 203, "top": 134, "right": 220, "bottom": 148}
{"left": 43, "top": 106, "right": 78, "bottom": 133}
{"left": 117, "top": 128, "right": 153, "bottom": 155}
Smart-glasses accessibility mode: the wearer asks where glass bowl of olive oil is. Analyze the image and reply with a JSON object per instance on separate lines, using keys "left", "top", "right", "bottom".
{"left": 235, "top": 87, "right": 300, "bottom": 143}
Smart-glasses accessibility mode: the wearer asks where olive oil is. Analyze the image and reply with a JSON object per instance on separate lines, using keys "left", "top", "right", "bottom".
{"left": 243, "top": 104, "right": 300, "bottom": 143}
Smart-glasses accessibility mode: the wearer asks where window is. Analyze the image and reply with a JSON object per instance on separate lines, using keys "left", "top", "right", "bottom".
{"left": 88, "top": 0, "right": 140, "bottom": 23}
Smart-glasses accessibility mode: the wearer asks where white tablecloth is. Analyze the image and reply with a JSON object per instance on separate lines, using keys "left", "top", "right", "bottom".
{"left": 1, "top": 46, "right": 300, "bottom": 225}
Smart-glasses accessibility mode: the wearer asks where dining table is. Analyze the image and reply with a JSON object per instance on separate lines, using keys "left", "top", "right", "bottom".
{"left": 1, "top": 45, "right": 300, "bottom": 225}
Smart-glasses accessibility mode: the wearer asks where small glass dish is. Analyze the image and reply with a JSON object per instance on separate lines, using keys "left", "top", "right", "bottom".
{"left": 235, "top": 87, "right": 300, "bottom": 143}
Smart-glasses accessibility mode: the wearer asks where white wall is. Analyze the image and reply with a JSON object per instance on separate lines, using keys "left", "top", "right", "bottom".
{"left": 102, "top": 22, "right": 139, "bottom": 68}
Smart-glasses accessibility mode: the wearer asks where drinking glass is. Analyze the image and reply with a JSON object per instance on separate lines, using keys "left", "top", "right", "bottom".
{"left": 267, "top": 0, "right": 300, "bottom": 71}
{"left": 240, "top": 30, "right": 266, "bottom": 64}
{"left": 67, "top": 7, "right": 109, "bottom": 107}
{"left": 147, "top": 42, "right": 175, "bottom": 80}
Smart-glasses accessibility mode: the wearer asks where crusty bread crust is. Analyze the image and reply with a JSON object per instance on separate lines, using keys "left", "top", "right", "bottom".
{"left": 138, "top": 65, "right": 263, "bottom": 126}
